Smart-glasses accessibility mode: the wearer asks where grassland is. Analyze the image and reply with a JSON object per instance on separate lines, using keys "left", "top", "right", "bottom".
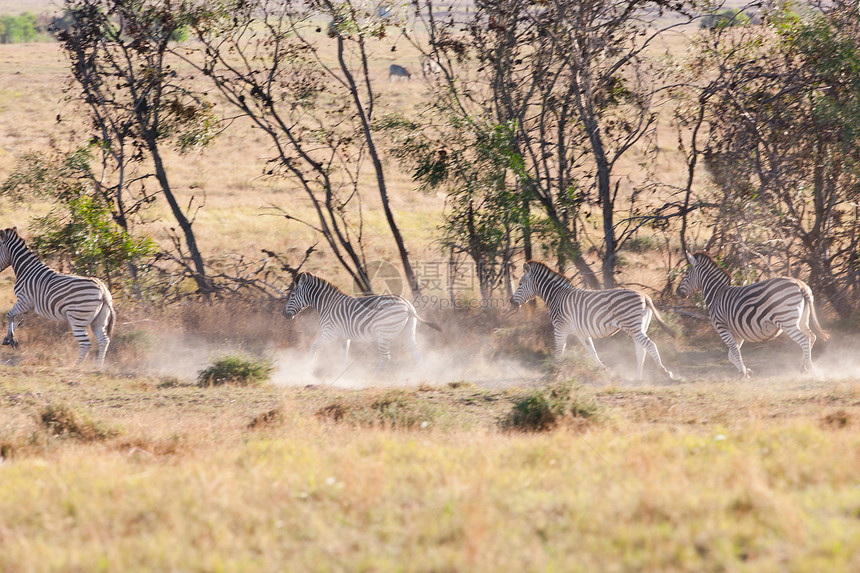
{"left": 0, "top": 7, "right": 858, "bottom": 572}
{"left": 1, "top": 365, "right": 859, "bottom": 572}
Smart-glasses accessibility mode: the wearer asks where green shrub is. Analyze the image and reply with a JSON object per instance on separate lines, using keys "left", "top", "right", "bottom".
{"left": 503, "top": 382, "right": 603, "bottom": 432}
{"left": 505, "top": 392, "right": 559, "bottom": 432}
{"left": 197, "top": 354, "right": 275, "bottom": 387}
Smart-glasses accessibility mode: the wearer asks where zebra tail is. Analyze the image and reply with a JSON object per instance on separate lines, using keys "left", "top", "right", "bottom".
{"left": 106, "top": 301, "right": 116, "bottom": 338}
{"left": 647, "top": 297, "right": 677, "bottom": 339}
{"left": 804, "top": 288, "right": 829, "bottom": 341}
{"left": 416, "top": 314, "right": 443, "bottom": 332}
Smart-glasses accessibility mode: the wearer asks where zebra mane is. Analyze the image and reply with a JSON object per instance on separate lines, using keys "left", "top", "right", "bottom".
{"left": 692, "top": 251, "right": 731, "bottom": 281}
{"left": 298, "top": 272, "right": 347, "bottom": 295}
{"left": 0, "top": 227, "right": 21, "bottom": 243}
{"left": 526, "top": 260, "right": 574, "bottom": 287}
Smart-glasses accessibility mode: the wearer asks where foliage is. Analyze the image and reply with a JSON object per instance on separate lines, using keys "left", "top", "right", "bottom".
{"left": 0, "top": 13, "right": 48, "bottom": 43}
{"left": 504, "top": 391, "right": 560, "bottom": 432}
{"left": 691, "top": 0, "right": 860, "bottom": 316}
{"left": 197, "top": 353, "right": 275, "bottom": 387}
{"left": 1, "top": 148, "right": 157, "bottom": 290}
{"left": 412, "top": 0, "right": 698, "bottom": 287}
{"left": 699, "top": 9, "right": 750, "bottom": 29}
{"left": 389, "top": 115, "right": 526, "bottom": 301}
{"left": 58, "top": 0, "right": 220, "bottom": 296}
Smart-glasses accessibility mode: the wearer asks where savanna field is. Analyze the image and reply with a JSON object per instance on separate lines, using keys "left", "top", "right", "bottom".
{"left": 0, "top": 2, "right": 859, "bottom": 572}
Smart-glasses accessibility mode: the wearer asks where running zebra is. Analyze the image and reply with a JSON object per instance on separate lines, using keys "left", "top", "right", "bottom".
{"left": 511, "top": 261, "right": 675, "bottom": 380}
{"left": 283, "top": 272, "right": 442, "bottom": 372}
{"left": 0, "top": 227, "right": 115, "bottom": 367}
{"left": 678, "top": 251, "right": 828, "bottom": 377}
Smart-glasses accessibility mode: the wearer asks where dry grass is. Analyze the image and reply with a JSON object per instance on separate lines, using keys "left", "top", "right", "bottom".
{"left": 1, "top": 365, "right": 859, "bottom": 571}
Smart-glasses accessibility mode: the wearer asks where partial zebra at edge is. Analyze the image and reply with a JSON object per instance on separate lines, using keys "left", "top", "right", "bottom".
{"left": 0, "top": 227, "right": 116, "bottom": 368}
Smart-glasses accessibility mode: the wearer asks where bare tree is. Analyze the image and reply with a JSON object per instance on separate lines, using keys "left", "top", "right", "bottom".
{"left": 185, "top": 0, "right": 421, "bottom": 296}
{"left": 59, "top": 0, "right": 218, "bottom": 296}
{"left": 412, "top": 0, "right": 696, "bottom": 288}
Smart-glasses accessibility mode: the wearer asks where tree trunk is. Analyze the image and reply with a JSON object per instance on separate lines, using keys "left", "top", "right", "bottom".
{"left": 337, "top": 36, "right": 421, "bottom": 298}
{"left": 147, "top": 140, "right": 212, "bottom": 295}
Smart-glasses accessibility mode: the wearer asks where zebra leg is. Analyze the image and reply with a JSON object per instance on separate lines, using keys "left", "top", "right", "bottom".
{"left": 342, "top": 339, "right": 351, "bottom": 369}
{"left": 406, "top": 317, "right": 423, "bottom": 366}
{"left": 3, "top": 301, "right": 31, "bottom": 350}
{"left": 626, "top": 329, "right": 674, "bottom": 381}
{"left": 72, "top": 326, "right": 93, "bottom": 365}
{"left": 576, "top": 336, "right": 607, "bottom": 371}
{"left": 309, "top": 330, "right": 339, "bottom": 373}
{"left": 719, "top": 329, "right": 749, "bottom": 378}
{"left": 91, "top": 305, "right": 112, "bottom": 368}
{"left": 634, "top": 341, "right": 647, "bottom": 380}
{"left": 553, "top": 328, "right": 568, "bottom": 359}
{"left": 375, "top": 338, "right": 392, "bottom": 373}
{"left": 92, "top": 325, "right": 110, "bottom": 368}
{"left": 782, "top": 324, "right": 815, "bottom": 373}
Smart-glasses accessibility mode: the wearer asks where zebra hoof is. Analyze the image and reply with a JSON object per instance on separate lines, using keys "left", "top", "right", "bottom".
{"left": 3, "top": 338, "right": 18, "bottom": 350}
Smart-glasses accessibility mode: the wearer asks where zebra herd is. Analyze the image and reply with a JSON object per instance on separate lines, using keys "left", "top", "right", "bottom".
{"left": 283, "top": 253, "right": 829, "bottom": 380}
{"left": 0, "top": 226, "right": 829, "bottom": 379}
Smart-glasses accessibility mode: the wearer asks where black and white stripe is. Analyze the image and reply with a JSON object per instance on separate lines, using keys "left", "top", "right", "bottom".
{"left": 0, "top": 227, "right": 115, "bottom": 367}
{"left": 283, "top": 272, "right": 441, "bottom": 372}
{"left": 678, "top": 251, "right": 828, "bottom": 377}
{"left": 511, "top": 260, "right": 675, "bottom": 380}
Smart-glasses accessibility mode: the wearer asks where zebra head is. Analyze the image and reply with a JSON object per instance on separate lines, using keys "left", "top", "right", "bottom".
{"left": 0, "top": 227, "right": 19, "bottom": 272}
{"left": 510, "top": 263, "right": 537, "bottom": 308}
{"left": 678, "top": 251, "right": 701, "bottom": 298}
{"left": 284, "top": 273, "right": 311, "bottom": 319}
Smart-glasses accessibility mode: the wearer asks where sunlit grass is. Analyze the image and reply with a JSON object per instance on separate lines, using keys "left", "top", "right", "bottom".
{"left": 0, "top": 367, "right": 859, "bottom": 571}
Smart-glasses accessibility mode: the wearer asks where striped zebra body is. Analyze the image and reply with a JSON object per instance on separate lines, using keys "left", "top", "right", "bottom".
{"left": 283, "top": 272, "right": 441, "bottom": 372}
{"left": 678, "top": 251, "right": 828, "bottom": 377}
{"left": 511, "top": 261, "right": 675, "bottom": 380}
{"left": 0, "top": 227, "right": 115, "bottom": 367}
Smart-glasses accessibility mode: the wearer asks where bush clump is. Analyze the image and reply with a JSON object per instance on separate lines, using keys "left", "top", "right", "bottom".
{"left": 503, "top": 382, "right": 603, "bottom": 432}
{"left": 39, "top": 404, "right": 116, "bottom": 441}
{"left": 316, "top": 390, "right": 437, "bottom": 429}
{"left": 197, "top": 354, "right": 274, "bottom": 387}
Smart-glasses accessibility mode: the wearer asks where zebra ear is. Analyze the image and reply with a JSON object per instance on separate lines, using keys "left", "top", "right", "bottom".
{"left": 522, "top": 263, "right": 530, "bottom": 273}
{"left": 686, "top": 251, "right": 696, "bottom": 266}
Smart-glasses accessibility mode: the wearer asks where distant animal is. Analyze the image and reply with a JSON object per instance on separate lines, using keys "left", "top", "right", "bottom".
{"left": 0, "top": 227, "right": 115, "bottom": 367}
{"left": 283, "top": 272, "right": 442, "bottom": 373}
{"left": 421, "top": 55, "right": 442, "bottom": 80}
{"left": 678, "top": 251, "right": 828, "bottom": 377}
{"left": 511, "top": 260, "right": 675, "bottom": 380}
{"left": 388, "top": 64, "right": 411, "bottom": 82}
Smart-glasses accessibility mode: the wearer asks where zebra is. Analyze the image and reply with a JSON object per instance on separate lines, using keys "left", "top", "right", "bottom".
{"left": 283, "top": 272, "right": 442, "bottom": 372}
{"left": 510, "top": 260, "right": 675, "bottom": 380}
{"left": 678, "top": 251, "right": 828, "bottom": 377}
{"left": 0, "top": 227, "right": 116, "bottom": 367}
